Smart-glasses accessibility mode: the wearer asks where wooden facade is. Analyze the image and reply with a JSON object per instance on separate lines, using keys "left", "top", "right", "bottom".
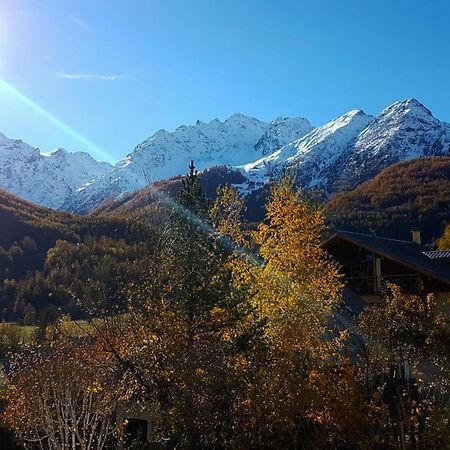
{"left": 322, "top": 231, "right": 450, "bottom": 307}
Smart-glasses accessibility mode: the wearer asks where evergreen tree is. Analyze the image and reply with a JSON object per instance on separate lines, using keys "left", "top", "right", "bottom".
{"left": 110, "top": 165, "right": 254, "bottom": 448}
{"left": 176, "top": 160, "right": 209, "bottom": 216}
{"left": 165, "top": 161, "right": 226, "bottom": 318}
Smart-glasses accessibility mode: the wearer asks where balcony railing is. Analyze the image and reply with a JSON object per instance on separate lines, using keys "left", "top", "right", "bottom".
{"left": 344, "top": 274, "right": 420, "bottom": 294}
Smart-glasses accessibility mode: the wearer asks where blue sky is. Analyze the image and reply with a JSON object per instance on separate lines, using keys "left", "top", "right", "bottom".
{"left": 0, "top": 0, "right": 449, "bottom": 163}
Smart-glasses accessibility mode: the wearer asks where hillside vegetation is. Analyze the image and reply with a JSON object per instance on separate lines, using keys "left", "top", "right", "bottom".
{"left": 326, "top": 156, "right": 450, "bottom": 243}
{"left": 99, "top": 157, "right": 450, "bottom": 244}
{"left": 2, "top": 156, "right": 449, "bottom": 323}
{"left": 94, "top": 165, "right": 246, "bottom": 218}
{"left": 0, "top": 189, "right": 156, "bottom": 323}
{"left": 3, "top": 173, "right": 449, "bottom": 448}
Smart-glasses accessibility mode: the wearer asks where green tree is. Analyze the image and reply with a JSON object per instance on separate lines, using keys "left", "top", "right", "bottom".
{"left": 175, "top": 160, "right": 209, "bottom": 217}
{"left": 89, "top": 164, "right": 254, "bottom": 448}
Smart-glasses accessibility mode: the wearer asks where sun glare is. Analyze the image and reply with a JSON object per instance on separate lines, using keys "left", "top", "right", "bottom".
{"left": 0, "top": 78, "right": 113, "bottom": 163}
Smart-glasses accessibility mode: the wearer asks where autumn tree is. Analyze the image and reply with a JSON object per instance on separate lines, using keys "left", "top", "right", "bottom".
{"left": 357, "top": 284, "right": 450, "bottom": 448}
{"left": 3, "top": 320, "right": 119, "bottom": 450}
{"left": 84, "top": 164, "right": 256, "bottom": 448}
{"left": 438, "top": 223, "right": 450, "bottom": 250}
{"left": 218, "top": 179, "right": 344, "bottom": 448}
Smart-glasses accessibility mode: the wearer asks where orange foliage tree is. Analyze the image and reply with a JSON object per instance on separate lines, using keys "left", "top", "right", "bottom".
{"left": 3, "top": 320, "right": 119, "bottom": 450}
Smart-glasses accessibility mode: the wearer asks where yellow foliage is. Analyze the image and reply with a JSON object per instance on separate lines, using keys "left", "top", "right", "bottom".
{"left": 251, "top": 179, "right": 342, "bottom": 351}
{"left": 438, "top": 223, "right": 450, "bottom": 250}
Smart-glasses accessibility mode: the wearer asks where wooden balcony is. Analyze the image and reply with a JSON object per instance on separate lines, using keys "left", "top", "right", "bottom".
{"left": 344, "top": 273, "right": 421, "bottom": 294}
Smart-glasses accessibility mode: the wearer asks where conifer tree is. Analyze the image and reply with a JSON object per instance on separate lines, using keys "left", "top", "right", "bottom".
{"left": 176, "top": 160, "right": 209, "bottom": 216}
{"left": 163, "top": 161, "right": 228, "bottom": 318}
{"left": 107, "top": 163, "right": 253, "bottom": 448}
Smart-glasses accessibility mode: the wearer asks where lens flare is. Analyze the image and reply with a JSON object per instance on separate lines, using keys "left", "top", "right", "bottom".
{"left": 0, "top": 78, "right": 113, "bottom": 163}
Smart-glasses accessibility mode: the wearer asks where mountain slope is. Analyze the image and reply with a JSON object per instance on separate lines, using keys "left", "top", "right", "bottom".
{"left": 0, "top": 189, "right": 154, "bottom": 322}
{"left": 254, "top": 116, "right": 313, "bottom": 155}
{"left": 332, "top": 98, "right": 450, "bottom": 191}
{"left": 3, "top": 98, "right": 449, "bottom": 214}
{"left": 326, "top": 156, "right": 450, "bottom": 243}
{"left": 238, "top": 99, "right": 450, "bottom": 195}
{"left": 66, "top": 115, "right": 314, "bottom": 213}
{"left": 89, "top": 99, "right": 450, "bottom": 227}
{"left": 93, "top": 165, "right": 246, "bottom": 220}
{"left": 0, "top": 132, "right": 112, "bottom": 209}
{"left": 239, "top": 109, "right": 373, "bottom": 192}
{"left": 0, "top": 188, "right": 150, "bottom": 251}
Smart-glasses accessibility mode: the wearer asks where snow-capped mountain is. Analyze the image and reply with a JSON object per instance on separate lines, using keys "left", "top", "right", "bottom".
{"left": 254, "top": 117, "right": 313, "bottom": 155}
{"left": 2, "top": 98, "right": 449, "bottom": 213}
{"left": 332, "top": 98, "right": 450, "bottom": 190}
{"left": 66, "top": 114, "right": 314, "bottom": 212}
{"left": 240, "top": 109, "right": 373, "bottom": 191}
{"left": 239, "top": 99, "right": 450, "bottom": 194}
{"left": 0, "top": 132, "right": 112, "bottom": 209}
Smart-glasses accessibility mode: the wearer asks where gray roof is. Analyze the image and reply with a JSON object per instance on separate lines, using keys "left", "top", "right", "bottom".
{"left": 323, "top": 231, "right": 450, "bottom": 286}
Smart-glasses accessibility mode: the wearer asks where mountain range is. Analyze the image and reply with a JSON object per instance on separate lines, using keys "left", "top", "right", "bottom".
{"left": 1, "top": 98, "right": 449, "bottom": 213}
{"left": 240, "top": 99, "right": 450, "bottom": 195}
{"left": 0, "top": 132, "right": 112, "bottom": 209}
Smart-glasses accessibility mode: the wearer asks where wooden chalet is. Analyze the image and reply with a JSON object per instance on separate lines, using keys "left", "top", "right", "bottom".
{"left": 322, "top": 230, "right": 450, "bottom": 311}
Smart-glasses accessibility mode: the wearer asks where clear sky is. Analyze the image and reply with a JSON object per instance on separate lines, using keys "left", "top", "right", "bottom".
{"left": 0, "top": 0, "right": 449, "bottom": 163}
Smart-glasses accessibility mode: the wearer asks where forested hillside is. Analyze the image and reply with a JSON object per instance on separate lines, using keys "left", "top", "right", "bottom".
{"left": 3, "top": 171, "right": 449, "bottom": 448}
{"left": 2, "top": 155, "right": 449, "bottom": 324}
{"left": 94, "top": 165, "right": 246, "bottom": 218}
{"left": 0, "top": 189, "right": 155, "bottom": 323}
{"left": 98, "top": 156, "right": 450, "bottom": 244}
{"left": 326, "top": 156, "right": 450, "bottom": 243}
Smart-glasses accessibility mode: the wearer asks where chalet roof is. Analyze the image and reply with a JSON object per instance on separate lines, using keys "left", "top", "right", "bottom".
{"left": 323, "top": 231, "right": 450, "bottom": 286}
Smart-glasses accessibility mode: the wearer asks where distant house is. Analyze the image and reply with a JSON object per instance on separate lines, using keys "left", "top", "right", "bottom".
{"left": 322, "top": 230, "right": 450, "bottom": 311}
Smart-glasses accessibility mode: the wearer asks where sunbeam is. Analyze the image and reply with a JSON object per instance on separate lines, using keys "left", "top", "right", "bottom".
{"left": 0, "top": 77, "right": 113, "bottom": 163}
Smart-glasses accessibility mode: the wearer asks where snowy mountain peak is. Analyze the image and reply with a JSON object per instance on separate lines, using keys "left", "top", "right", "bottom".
{"left": 227, "top": 112, "right": 251, "bottom": 120}
{"left": 240, "top": 109, "right": 373, "bottom": 189}
{"left": 254, "top": 117, "right": 314, "bottom": 156}
{"left": 341, "top": 108, "right": 366, "bottom": 118}
{"left": 3, "top": 98, "right": 449, "bottom": 213}
{"left": 0, "top": 132, "right": 112, "bottom": 209}
{"left": 237, "top": 99, "right": 450, "bottom": 195}
{"left": 319, "top": 109, "right": 371, "bottom": 132}
{"left": 377, "top": 99, "right": 435, "bottom": 126}
{"left": 387, "top": 98, "right": 432, "bottom": 114}
{"left": 0, "top": 134, "right": 39, "bottom": 157}
{"left": 66, "top": 113, "right": 315, "bottom": 212}
{"left": 43, "top": 148, "right": 69, "bottom": 157}
{"left": 332, "top": 99, "right": 450, "bottom": 190}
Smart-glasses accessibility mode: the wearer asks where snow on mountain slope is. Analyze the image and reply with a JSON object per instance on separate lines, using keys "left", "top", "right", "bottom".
{"left": 239, "top": 109, "right": 374, "bottom": 191}
{"left": 239, "top": 99, "right": 450, "bottom": 195}
{"left": 254, "top": 117, "right": 313, "bottom": 155}
{"left": 0, "top": 132, "right": 112, "bottom": 209}
{"left": 333, "top": 98, "right": 450, "bottom": 190}
{"left": 4, "top": 98, "right": 448, "bottom": 213}
{"left": 67, "top": 114, "right": 314, "bottom": 212}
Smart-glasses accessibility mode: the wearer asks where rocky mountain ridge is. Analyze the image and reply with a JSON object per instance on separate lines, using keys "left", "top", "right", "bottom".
{"left": 0, "top": 133, "right": 112, "bottom": 209}
{"left": 1, "top": 98, "right": 449, "bottom": 213}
